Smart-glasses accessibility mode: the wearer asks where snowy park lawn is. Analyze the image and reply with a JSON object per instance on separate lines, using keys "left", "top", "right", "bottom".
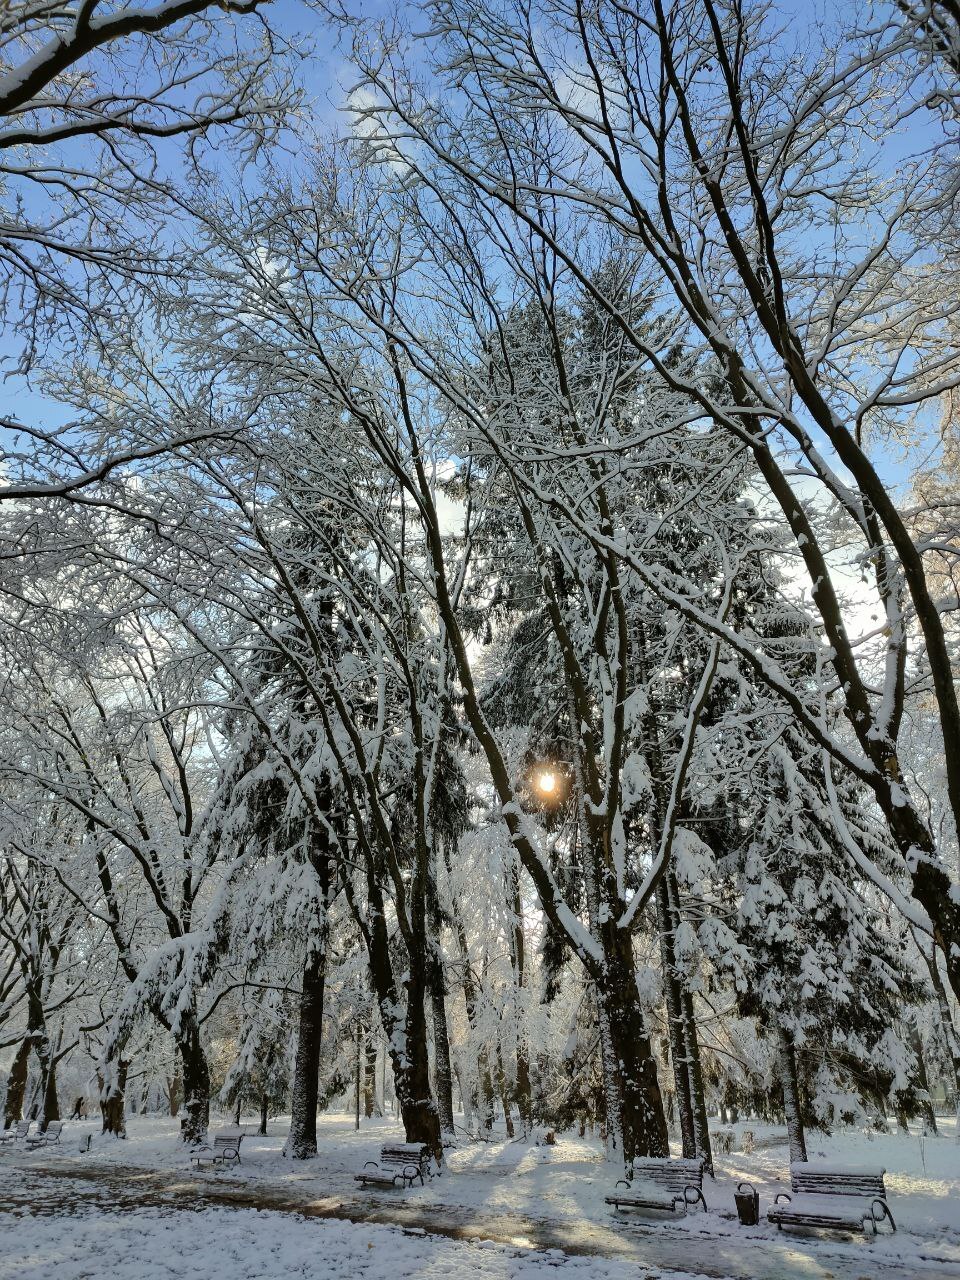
{"left": 0, "top": 1200, "right": 724, "bottom": 1280}
{"left": 2, "top": 1112, "right": 959, "bottom": 1279}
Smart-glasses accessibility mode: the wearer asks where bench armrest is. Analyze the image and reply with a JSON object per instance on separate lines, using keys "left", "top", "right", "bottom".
{"left": 871, "top": 1198, "right": 896, "bottom": 1232}
{"left": 683, "top": 1184, "right": 707, "bottom": 1210}
{"left": 773, "top": 1191, "right": 792, "bottom": 1205}
{"left": 614, "top": 1178, "right": 631, "bottom": 1189}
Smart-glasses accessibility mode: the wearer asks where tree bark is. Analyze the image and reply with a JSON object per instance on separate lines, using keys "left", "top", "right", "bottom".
{"left": 428, "top": 953, "right": 456, "bottom": 1138}
{"left": 392, "top": 965, "right": 442, "bottom": 1160}
{"left": 166, "top": 1071, "right": 182, "bottom": 1117}
{"left": 364, "top": 1035, "right": 380, "bottom": 1119}
{"left": 599, "top": 927, "right": 670, "bottom": 1165}
{"left": 177, "top": 1012, "right": 210, "bottom": 1145}
{"left": 2, "top": 1036, "right": 31, "bottom": 1128}
{"left": 656, "top": 880, "right": 696, "bottom": 1158}
{"left": 286, "top": 947, "right": 327, "bottom": 1158}
{"left": 41, "top": 1056, "right": 59, "bottom": 1129}
{"left": 286, "top": 828, "right": 333, "bottom": 1159}
{"left": 259, "top": 1093, "right": 268, "bottom": 1135}
{"left": 100, "top": 1059, "right": 128, "bottom": 1138}
{"left": 906, "top": 1019, "right": 937, "bottom": 1136}
{"left": 776, "top": 1022, "right": 807, "bottom": 1163}
{"left": 495, "top": 1042, "right": 515, "bottom": 1138}
{"left": 666, "top": 869, "right": 713, "bottom": 1172}
{"left": 923, "top": 944, "right": 960, "bottom": 1137}
{"left": 507, "top": 855, "right": 533, "bottom": 1136}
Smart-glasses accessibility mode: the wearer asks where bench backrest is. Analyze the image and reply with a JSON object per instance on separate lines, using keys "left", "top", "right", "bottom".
{"left": 630, "top": 1157, "right": 704, "bottom": 1191}
{"left": 790, "top": 1163, "right": 886, "bottom": 1198}
{"left": 44, "top": 1121, "right": 63, "bottom": 1137}
{"left": 380, "top": 1142, "right": 429, "bottom": 1170}
{"left": 16, "top": 1120, "right": 32, "bottom": 1137}
{"left": 213, "top": 1132, "right": 243, "bottom": 1151}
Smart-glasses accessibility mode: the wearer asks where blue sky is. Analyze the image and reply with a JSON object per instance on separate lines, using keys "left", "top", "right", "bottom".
{"left": 0, "top": 0, "right": 948, "bottom": 498}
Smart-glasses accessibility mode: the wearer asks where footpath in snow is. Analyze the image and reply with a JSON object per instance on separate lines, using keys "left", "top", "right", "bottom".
{"left": 1, "top": 1113, "right": 959, "bottom": 1280}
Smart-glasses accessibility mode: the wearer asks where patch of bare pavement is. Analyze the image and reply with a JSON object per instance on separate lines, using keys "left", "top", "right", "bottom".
{"left": 3, "top": 1159, "right": 959, "bottom": 1280}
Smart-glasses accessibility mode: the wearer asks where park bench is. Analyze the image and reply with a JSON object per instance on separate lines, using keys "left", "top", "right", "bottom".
{"left": 605, "top": 1157, "right": 707, "bottom": 1215}
{"left": 0, "top": 1120, "right": 32, "bottom": 1145}
{"left": 24, "top": 1120, "right": 64, "bottom": 1149}
{"left": 767, "top": 1162, "right": 895, "bottom": 1235}
{"left": 355, "top": 1142, "right": 432, "bottom": 1189}
{"left": 190, "top": 1130, "right": 244, "bottom": 1170}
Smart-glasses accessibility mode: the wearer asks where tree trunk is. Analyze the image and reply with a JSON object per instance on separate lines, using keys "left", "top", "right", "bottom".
{"left": 599, "top": 927, "right": 670, "bottom": 1166}
{"left": 41, "top": 1057, "right": 60, "bottom": 1129}
{"left": 907, "top": 1018, "right": 938, "bottom": 1136}
{"left": 428, "top": 951, "right": 456, "bottom": 1138}
{"left": 924, "top": 943, "right": 960, "bottom": 1138}
{"left": 680, "top": 985, "right": 713, "bottom": 1172}
{"left": 100, "top": 1059, "right": 128, "bottom": 1138}
{"left": 364, "top": 1035, "right": 380, "bottom": 1119}
{"left": 495, "top": 1043, "right": 515, "bottom": 1138}
{"left": 259, "top": 1093, "right": 268, "bottom": 1135}
{"left": 166, "top": 1071, "right": 182, "bottom": 1117}
{"left": 776, "top": 1022, "right": 807, "bottom": 1163}
{"left": 286, "top": 832, "right": 332, "bottom": 1159}
{"left": 2, "top": 1036, "right": 31, "bottom": 1128}
{"left": 286, "top": 947, "right": 327, "bottom": 1158}
{"left": 656, "top": 880, "right": 696, "bottom": 1158}
{"left": 507, "top": 856, "right": 533, "bottom": 1136}
{"left": 177, "top": 1012, "right": 210, "bottom": 1145}
{"left": 667, "top": 869, "right": 713, "bottom": 1172}
{"left": 392, "top": 967, "right": 442, "bottom": 1161}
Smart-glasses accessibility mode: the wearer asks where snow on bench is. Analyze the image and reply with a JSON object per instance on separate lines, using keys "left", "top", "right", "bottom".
{"left": 0, "top": 1120, "right": 32, "bottom": 1145}
{"left": 24, "top": 1120, "right": 64, "bottom": 1149}
{"left": 605, "top": 1157, "right": 707, "bottom": 1215}
{"left": 355, "top": 1142, "right": 432, "bottom": 1190}
{"left": 767, "top": 1162, "right": 895, "bottom": 1235}
{"left": 190, "top": 1131, "right": 244, "bottom": 1170}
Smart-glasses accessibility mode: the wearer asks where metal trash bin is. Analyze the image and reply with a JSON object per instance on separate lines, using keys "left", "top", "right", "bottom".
{"left": 734, "top": 1181, "right": 759, "bottom": 1226}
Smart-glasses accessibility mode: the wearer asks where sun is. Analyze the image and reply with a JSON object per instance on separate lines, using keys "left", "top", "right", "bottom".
{"left": 535, "top": 769, "right": 557, "bottom": 797}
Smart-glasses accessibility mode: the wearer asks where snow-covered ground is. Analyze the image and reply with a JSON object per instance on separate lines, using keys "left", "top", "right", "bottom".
{"left": 1, "top": 1112, "right": 958, "bottom": 1279}
{"left": 2, "top": 1198, "right": 725, "bottom": 1280}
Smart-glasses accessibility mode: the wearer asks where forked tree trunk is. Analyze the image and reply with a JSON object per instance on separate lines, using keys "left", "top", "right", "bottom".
{"left": 363, "top": 875, "right": 442, "bottom": 1160}
{"left": 776, "top": 1022, "right": 807, "bottom": 1163}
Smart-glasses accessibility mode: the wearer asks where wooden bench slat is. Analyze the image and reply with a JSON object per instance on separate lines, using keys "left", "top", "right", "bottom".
{"left": 605, "top": 1157, "right": 707, "bottom": 1216}
{"left": 768, "top": 1165, "right": 895, "bottom": 1235}
{"left": 190, "top": 1131, "right": 243, "bottom": 1169}
{"left": 355, "top": 1142, "right": 431, "bottom": 1190}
